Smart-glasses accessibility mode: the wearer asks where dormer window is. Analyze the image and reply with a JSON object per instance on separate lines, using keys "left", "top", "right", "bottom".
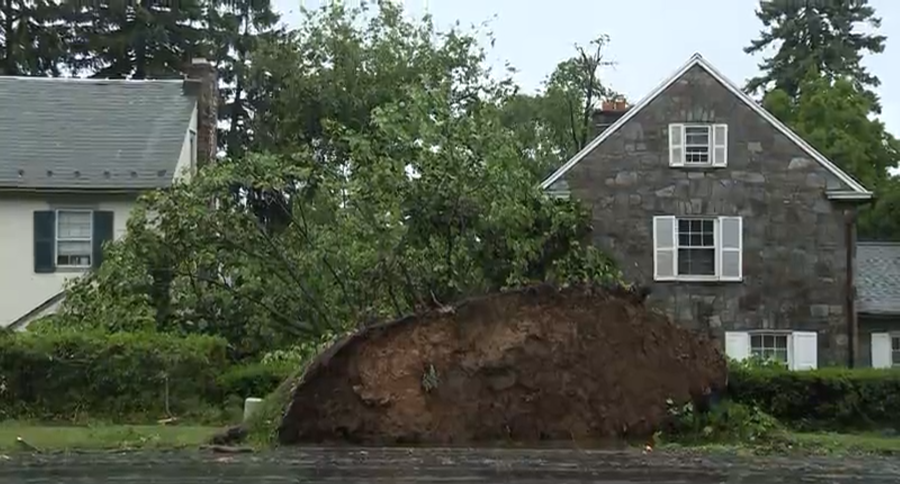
{"left": 669, "top": 123, "right": 728, "bottom": 167}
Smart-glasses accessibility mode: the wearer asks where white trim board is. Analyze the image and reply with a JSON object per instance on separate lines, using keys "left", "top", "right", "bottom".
{"left": 539, "top": 53, "right": 873, "bottom": 200}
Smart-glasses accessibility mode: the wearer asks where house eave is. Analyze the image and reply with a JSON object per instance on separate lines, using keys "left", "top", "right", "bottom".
{"left": 826, "top": 190, "right": 874, "bottom": 202}
{"left": 0, "top": 186, "right": 162, "bottom": 195}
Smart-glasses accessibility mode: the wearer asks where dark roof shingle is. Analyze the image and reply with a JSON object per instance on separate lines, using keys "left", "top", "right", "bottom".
{"left": 857, "top": 242, "right": 900, "bottom": 315}
{"left": 0, "top": 77, "right": 196, "bottom": 189}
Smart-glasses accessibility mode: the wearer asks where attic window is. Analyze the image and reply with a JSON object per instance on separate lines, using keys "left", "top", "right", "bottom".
{"left": 684, "top": 126, "right": 710, "bottom": 164}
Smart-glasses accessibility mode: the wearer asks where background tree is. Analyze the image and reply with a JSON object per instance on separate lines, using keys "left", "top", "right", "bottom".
{"left": 207, "top": 0, "right": 283, "bottom": 158}
{"left": 744, "top": 0, "right": 886, "bottom": 111}
{"left": 0, "top": 0, "right": 69, "bottom": 75}
{"left": 58, "top": 1, "right": 619, "bottom": 361}
{"left": 68, "top": 0, "right": 206, "bottom": 79}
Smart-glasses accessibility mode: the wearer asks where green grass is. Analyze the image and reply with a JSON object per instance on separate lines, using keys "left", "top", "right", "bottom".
{"left": 786, "top": 432, "right": 900, "bottom": 455}
{"left": 0, "top": 422, "right": 220, "bottom": 452}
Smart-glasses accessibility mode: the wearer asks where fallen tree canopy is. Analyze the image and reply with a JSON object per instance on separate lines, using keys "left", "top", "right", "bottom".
{"left": 277, "top": 284, "right": 727, "bottom": 446}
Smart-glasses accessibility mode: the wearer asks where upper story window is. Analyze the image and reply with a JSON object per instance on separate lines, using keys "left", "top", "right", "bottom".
{"left": 33, "top": 210, "right": 114, "bottom": 274}
{"left": 669, "top": 123, "right": 728, "bottom": 168}
{"left": 652, "top": 215, "right": 742, "bottom": 282}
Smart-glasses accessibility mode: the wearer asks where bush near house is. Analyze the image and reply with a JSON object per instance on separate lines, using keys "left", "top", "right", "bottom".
{"left": 0, "top": 329, "right": 229, "bottom": 421}
{"left": 729, "top": 363, "right": 900, "bottom": 432}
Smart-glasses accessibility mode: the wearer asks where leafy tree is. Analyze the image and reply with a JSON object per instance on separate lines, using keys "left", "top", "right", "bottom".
{"left": 0, "top": 0, "right": 70, "bottom": 75}
{"left": 744, "top": 0, "right": 886, "bottom": 111}
{"left": 69, "top": 0, "right": 206, "bottom": 79}
{"left": 58, "top": 1, "right": 619, "bottom": 360}
{"left": 764, "top": 69, "right": 900, "bottom": 239}
{"left": 499, "top": 35, "right": 620, "bottom": 179}
{"left": 207, "top": 0, "right": 283, "bottom": 158}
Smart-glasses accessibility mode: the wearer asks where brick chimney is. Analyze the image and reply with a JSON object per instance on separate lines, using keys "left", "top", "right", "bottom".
{"left": 592, "top": 97, "right": 630, "bottom": 137}
{"left": 184, "top": 58, "right": 218, "bottom": 167}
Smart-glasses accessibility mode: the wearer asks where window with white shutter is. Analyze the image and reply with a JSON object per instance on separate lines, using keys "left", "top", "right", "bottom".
{"left": 668, "top": 124, "right": 684, "bottom": 167}
{"left": 654, "top": 215, "right": 743, "bottom": 282}
{"left": 725, "top": 332, "right": 750, "bottom": 362}
{"left": 668, "top": 123, "right": 728, "bottom": 168}
{"left": 872, "top": 333, "right": 893, "bottom": 368}
{"left": 719, "top": 216, "right": 742, "bottom": 281}
{"left": 653, "top": 216, "right": 677, "bottom": 280}
{"left": 712, "top": 124, "right": 728, "bottom": 167}
{"left": 789, "top": 331, "right": 818, "bottom": 371}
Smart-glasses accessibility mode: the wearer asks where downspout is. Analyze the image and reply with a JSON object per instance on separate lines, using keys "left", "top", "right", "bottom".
{"left": 844, "top": 207, "right": 858, "bottom": 368}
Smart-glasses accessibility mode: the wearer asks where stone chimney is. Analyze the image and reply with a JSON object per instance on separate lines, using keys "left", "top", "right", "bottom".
{"left": 592, "top": 97, "right": 630, "bottom": 138}
{"left": 184, "top": 58, "right": 218, "bottom": 167}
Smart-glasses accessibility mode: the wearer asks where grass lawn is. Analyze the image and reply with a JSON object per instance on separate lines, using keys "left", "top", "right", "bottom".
{"left": 0, "top": 422, "right": 220, "bottom": 452}
{"left": 787, "top": 431, "right": 900, "bottom": 455}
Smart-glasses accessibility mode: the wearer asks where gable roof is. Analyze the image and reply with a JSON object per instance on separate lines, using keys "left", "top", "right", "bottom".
{"left": 857, "top": 242, "right": 900, "bottom": 315}
{"left": 540, "top": 53, "right": 872, "bottom": 200}
{"left": 0, "top": 77, "right": 197, "bottom": 191}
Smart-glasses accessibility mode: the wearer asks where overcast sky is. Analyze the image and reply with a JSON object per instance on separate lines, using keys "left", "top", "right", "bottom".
{"left": 272, "top": 0, "right": 900, "bottom": 136}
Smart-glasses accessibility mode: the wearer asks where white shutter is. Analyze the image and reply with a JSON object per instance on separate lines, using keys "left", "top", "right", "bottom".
{"left": 872, "top": 333, "right": 892, "bottom": 369}
{"left": 724, "top": 331, "right": 750, "bottom": 362}
{"left": 789, "top": 331, "right": 818, "bottom": 371}
{"left": 718, "top": 216, "right": 742, "bottom": 281}
{"left": 712, "top": 124, "right": 728, "bottom": 167}
{"left": 668, "top": 124, "right": 685, "bottom": 167}
{"left": 653, "top": 216, "right": 677, "bottom": 280}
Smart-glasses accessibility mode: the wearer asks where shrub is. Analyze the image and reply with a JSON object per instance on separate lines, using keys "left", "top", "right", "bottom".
{"left": 658, "top": 398, "right": 782, "bottom": 445}
{"left": 217, "top": 361, "right": 295, "bottom": 401}
{"left": 728, "top": 363, "right": 900, "bottom": 431}
{"left": 0, "top": 329, "right": 228, "bottom": 422}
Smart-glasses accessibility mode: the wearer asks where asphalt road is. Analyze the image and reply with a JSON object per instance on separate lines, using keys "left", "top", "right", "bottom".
{"left": 1, "top": 447, "right": 898, "bottom": 483}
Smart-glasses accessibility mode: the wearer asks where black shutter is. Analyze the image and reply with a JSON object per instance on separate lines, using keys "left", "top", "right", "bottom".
{"left": 34, "top": 211, "right": 56, "bottom": 273}
{"left": 92, "top": 211, "right": 114, "bottom": 269}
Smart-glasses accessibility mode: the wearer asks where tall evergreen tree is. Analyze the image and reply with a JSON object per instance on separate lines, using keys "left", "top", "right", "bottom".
{"left": 744, "top": 0, "right": 886, "bottom": 111}
{"left": 69, "top": 0, "right": 206, "bottom": 79}
{"left": 207, "top": 0, "right": 282, "bottom": 158}
{"left": 0, "top": 0, "right": 69, "bottom": 75}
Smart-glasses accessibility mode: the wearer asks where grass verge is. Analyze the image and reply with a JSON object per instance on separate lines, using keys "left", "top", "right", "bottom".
{"left": 0, "top": 422, "right": 219, "bottom": 452}
{"left": 659, "top": 431, "right": 900, "bottom": 457}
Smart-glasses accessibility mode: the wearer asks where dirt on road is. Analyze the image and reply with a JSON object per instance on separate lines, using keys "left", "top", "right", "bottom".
{"left": 278, "top": 284, "right": 728, "bottom": 446}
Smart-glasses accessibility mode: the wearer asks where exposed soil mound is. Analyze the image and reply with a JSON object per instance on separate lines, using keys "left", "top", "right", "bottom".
{"left": 278, "top": 284, "right": 727, "bottom": 446}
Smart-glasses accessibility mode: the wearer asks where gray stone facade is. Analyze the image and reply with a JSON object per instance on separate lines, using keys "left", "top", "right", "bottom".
{"left": 550, "top": 64, "right": 858, "bottom": 366}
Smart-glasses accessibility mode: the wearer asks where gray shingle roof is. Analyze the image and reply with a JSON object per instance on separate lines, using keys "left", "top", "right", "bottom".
{"left": 0, "top": 77, "right": 196, "bottom": 189}
{"left": 857, "top": 242, "right": 900, "bottom": 315}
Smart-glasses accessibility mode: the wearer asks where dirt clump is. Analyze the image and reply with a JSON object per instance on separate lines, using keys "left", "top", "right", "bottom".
{"left": 277, "top": 284, "right": 727, "bottom": 446}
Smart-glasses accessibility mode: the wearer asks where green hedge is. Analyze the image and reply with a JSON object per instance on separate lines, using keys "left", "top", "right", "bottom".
{"left": 729, "top": 365, "right": 900, "bottom": 431}
{"left": 0, "top": 329, "right": 229, "bottom": 421}
{"left": 216, "top": 361, "right": 295, "bottom": 401}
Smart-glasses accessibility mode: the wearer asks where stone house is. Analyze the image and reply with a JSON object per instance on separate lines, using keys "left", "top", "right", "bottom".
{"left": 541, "top": 53, "right": 875, "bottom": 370}
{"left": 0, "top": 59, "right": 218, "bottom": 329}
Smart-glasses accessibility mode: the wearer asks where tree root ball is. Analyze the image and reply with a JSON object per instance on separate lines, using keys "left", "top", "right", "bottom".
{"left": 277, "top": 284, "right": 727, "bottom": 446}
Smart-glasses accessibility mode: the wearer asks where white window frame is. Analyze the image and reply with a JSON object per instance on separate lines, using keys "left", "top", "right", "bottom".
{"left": 55, "top": 209, "right": 93, "bottom": 269}
{"left": 750, "top": 332, "right": 790, "bottom": 364}
{"left": 669, "top": 123, "right": 728, "bottom": 167}
{"left": 675, "top": 217, "right": 718, "bottom": 279}
{"left": 683, "top": 125, "right": 711, "bottom": 165}
{"left": 725, "top": 331, "right": 818, "bottom": 371}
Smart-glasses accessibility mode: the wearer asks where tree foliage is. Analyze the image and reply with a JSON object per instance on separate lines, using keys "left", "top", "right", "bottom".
{"left": 0, "top": 0, "right": 70, "bottom": 75}
{"left": 744, "top": 0, "right": 886, "bottom": 111}
{"left": 58, "top": 2, "right": 620, "bottom": 361}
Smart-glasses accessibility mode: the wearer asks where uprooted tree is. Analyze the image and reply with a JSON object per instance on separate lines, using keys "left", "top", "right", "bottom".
{"left": 53, "top": 2, "right": 621, "bottom": 361}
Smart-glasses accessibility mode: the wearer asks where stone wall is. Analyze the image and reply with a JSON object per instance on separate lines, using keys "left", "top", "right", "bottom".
{"left": 554, "top": 65, "right": 854, "bottom": 365}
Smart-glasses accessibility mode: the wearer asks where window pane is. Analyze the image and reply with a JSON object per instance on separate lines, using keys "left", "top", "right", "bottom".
{"left": 58, "top": 211, "right": 91, "bottom": 239}
{"left": 678, "top": 219, "right": 690, "bottom": 233}
{"left": 701, "top": 220, "right": 714, "bottom": 233}
{"left": 57, "top": 240, "right": 91, "bottom": 256}
{"left": 893, "top": 351, "right": 900, "bottom": 366}
{"left": 775, "top": 336, "right": 787, "bottom": 348}
{"left": 751, "top": 335, "right": 762, "bottom": 348}
{"left": 678, "top": 233, "right": 690, "bottom": 246}
{"left": 893, "top": 337, "right": 900, "bottom": 351}
{"left": 677, "top": 248, "right": 715, "bottom": 275}
{"left": 774, "top": 349, "right": 788, "bottom": 363}
{"left": 763, "top": 335, "right": 774, "bottom": 348}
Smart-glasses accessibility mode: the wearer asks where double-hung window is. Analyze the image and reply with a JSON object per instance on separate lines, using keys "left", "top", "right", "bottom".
{"left": 33, "top": 209, "right": 114, "bottom": 273}
{"left": 725, "top": 331, "right": 818, "bottom": 371}
{"left": 653, "top": 215, "right": 742, "bottom": 282}
{"left": 870, "top": 333, "right": 900, "bottom": 368}
{"left": 669, "top": 123, "right": 728, "bottom": 167}
{"left": 56, "top": 210, "right": 93, "bottom": 268}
